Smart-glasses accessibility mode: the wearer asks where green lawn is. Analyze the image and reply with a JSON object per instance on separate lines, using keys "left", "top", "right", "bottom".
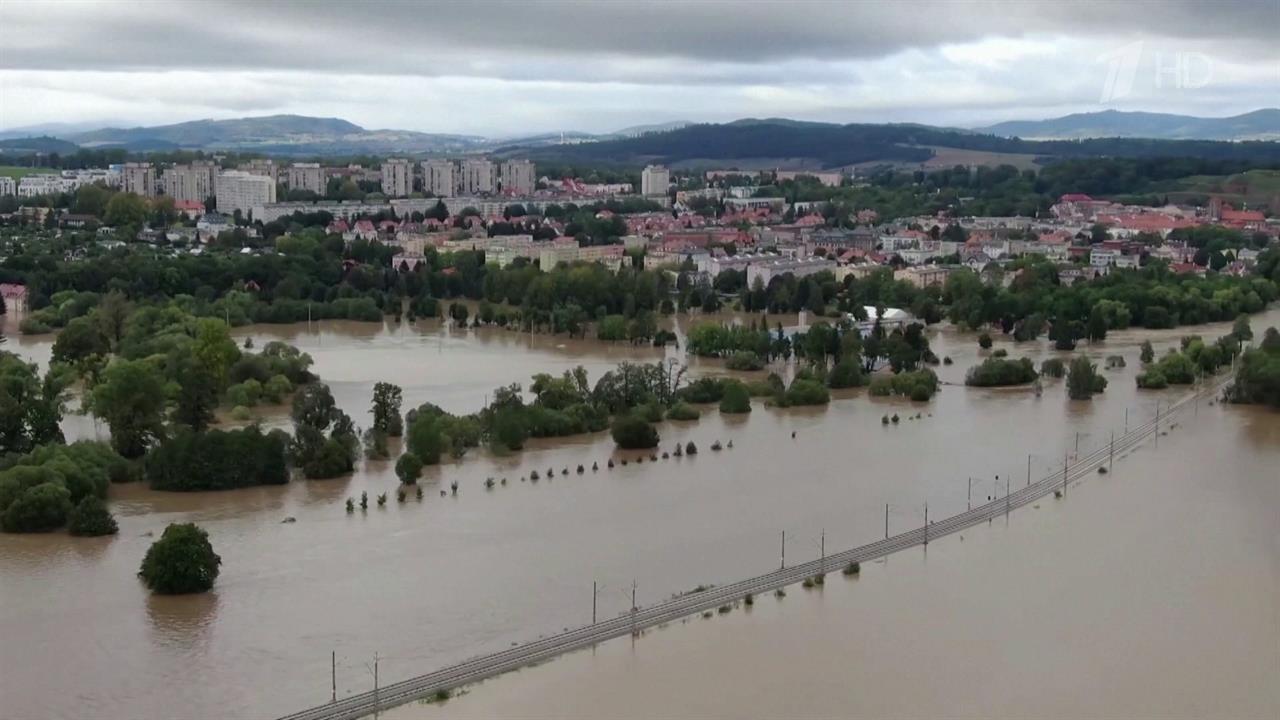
{"left": 0, "top": 165, "right": 55, "bottom": 179}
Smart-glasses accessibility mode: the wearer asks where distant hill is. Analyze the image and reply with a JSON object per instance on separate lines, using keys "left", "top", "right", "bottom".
{"left": 65, "top": 114, "right": 487, "bottom": 155}
{"left": 507, "top": 119, "right": 1280, "bottom": 168}
{"left": 0, "top": 136, "right": 81, "bottom": 155}
{"left": 977, "top": 109, "right": 1280, "bottom": 141}
{"left": 609, "top": 120, "right": 691, "bottom": 137}
{"left": 5, "top": 113, "right": 1280, "bottom": 166}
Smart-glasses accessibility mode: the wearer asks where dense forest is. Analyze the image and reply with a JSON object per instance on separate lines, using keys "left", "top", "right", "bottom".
{"left": 518, "top": 120, "right": 1280, "bottom": 167}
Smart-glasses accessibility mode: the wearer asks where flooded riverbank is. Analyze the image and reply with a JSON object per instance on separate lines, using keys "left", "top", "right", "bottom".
{"left": 391, "top": 400, "right": 1280, "bottom": 720}
{"left": 1, "top": 308, "right": 1276, "bottom": 719}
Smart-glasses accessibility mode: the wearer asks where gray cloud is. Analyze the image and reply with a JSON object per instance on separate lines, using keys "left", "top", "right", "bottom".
{"left": 4, "top": 0, "right": 1277, "bottom": 75}
{"left": 0, "top": 0, "right": 1276, "bottom": 134}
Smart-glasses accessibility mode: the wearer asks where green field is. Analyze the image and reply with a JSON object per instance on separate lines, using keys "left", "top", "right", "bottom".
{"left": 1155, "top": 169, "right": 1280, "bottom": 208}
{"left": 0, "top": 165, "right": 55, "bottom": 179}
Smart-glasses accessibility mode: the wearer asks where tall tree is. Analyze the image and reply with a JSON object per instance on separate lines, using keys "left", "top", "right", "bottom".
{"left": 90, "top": 360, "right": 167, "bottom": 458}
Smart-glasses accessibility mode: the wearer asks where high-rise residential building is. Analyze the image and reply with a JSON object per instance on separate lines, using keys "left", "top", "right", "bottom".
{"left": 641, "top": 164, "right": 670, "bottom": 197}
{"left": 460, "top": 158, "right": 496, "bottom": 195}
{"left": 0, "top": 177, "right": 16, "bottom": 196}
{"left": 123, "top": 162, "right": 158, "bottom": 197}
{"left": 287, "top": 162, "right": 326, "bottom": 195}
{"left": 216, "top": 170, "right": 277, "bottom": 215}
{"left": 381, "top": 158, "right": 412, "bottom": 197}
{"left": 243, "top": 158, "right": 280, "bottom": 185}
{"left": 162, "top": 161, "right": 218, "bottom": 203}
{"left": 421, "top": 159, "right": 456, "bottom": 197}
{"left": 500, "top": 159, "right": 536, "bottom": 195}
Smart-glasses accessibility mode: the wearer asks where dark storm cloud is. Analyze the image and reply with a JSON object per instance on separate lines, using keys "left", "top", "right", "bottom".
{"left": 3, "top": 0, "right": 1277, "bottom": 76}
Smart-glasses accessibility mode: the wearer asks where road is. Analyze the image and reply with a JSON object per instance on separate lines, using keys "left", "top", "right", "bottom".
{"left": 279, "top": 379, "right": 1219, "bottom": 720}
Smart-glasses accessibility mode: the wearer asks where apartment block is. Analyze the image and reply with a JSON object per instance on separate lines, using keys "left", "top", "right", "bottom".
{"left": 216, "top": 170, "right": 277, "bottom": 215}
{"left": 162, "top": 161, "right": 218, "bottom": 203}
{"left": 123, "top": 162, "right": 158, "bottom": 197}
{"left": 381, "top": 158, "right": 412, "bottom": 198}
{"left": 243, "top": 158, "right": 280, "bottom": 185}
{"left": 287, "top": 162, "right": 325, "bottom": 195}
{"left": 460, "top": 158, "right": 496, "bottom": 195}
{"left": 641, "top": 164, "right": 670, "bottom": 197}
{"left": 421, "top": 159, "right": 456, "bottom": 197}
{"left": 500, "top": 159, "right": 536, "bottom": 195}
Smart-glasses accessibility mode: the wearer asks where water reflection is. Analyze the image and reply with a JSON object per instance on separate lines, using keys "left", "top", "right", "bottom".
{"left": 146, "top": 591, "right": 220, "bottom": 653}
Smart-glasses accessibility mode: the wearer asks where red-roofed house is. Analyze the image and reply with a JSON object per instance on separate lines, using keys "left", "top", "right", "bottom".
{"left": 174, "top": 200, "right": 205, "bottom": 219}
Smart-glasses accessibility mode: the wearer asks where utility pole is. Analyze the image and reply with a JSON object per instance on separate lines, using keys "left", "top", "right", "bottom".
{"left": 967, "top": 477, "right": 972, "bottom": 511}
{"left": 1063, "top": 451, "right": 1068, "bottom": 497}
{"left": 1005, "top": 476, "right": 1010, "bottom": 517}
{"left": 820, "top": 528, "right": 825, "bottom": 575}
{"left": 1124, "top": 407, "right": 1129, "bottom": 433}
{"left": 331, "top": 651, "right": 336, "bottom": 703}
{"left": 923, "top": 503, "right": 928, "bottom": 546}
{"left": 884, "top": 504, "right": 889, "bottom": 539}
{"left": 630, "top": 580, "right": 638, "bottom": 637}
{"left": 780, "top": 530, "right": 786, "bottom": 570}
{"left": 992, "top": 475, "right": 999, "bottom": 524}
{"left": 592, "top": 581, "right": 598, "bottom": 625}
{"left": 1155, "top": 401, "right": 1160, "bottom": 448}
{"left": 1109, "top": 431, "right": 1115, "bottom": 472}
{"left": 1027, "top": 455, "right": 1031, "bottom": 486}
{"left": 1075, "top": 431, "right": 1081, "bottom": 453}
{"left": 373, "top": 652, "right": 379, "bottom": 715}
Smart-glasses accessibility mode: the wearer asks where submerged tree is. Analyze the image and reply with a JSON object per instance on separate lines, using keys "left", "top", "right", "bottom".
{"left": 1066, "top": 356, "right": 1107, "bottom": 400}
{"left": 138, "top": 523, "right": 221, "bottom": 594}
{"left": 370, "top": 382, "right": 404, "bottom": 437}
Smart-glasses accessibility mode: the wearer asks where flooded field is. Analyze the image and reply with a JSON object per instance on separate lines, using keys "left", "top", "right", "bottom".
{"left": 393, "top": 398, "right": 1280, "bottom": 720}
{"left": 1, "top": 308, "right": 1276, "bottom": 720}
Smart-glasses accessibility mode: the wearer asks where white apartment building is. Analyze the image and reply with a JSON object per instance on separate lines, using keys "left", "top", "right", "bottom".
{"left": 460, "top": 158, "right": 496, "bottom": 195}
{"left": 17, "top": 174, "right": 75, "bottom": 197}
{"left": 421, "top": 159, "right": 455, "bottom": 197}
{"left": 162, "top": 161, "right": 218, "bottom": 203}
{"left": 216, "top": 171, "right": 277, "bottom": 215}
{"left": 500, "top": 159, "right": 536, "bottom": 195}
{"left": 0, "top": 177, "right": 15, "bottom": 196}
{"left": 381, "top": 158, "right": 412, "bottom": 198}
{"left": 123, "top": 162, "right": 157, "bottom": 197}
{"left": 286, "top": 162, "right": 325, "bottom": 195}
{"left": 745, "top": 257, "right": 837, "bottom": 288}
{"left": 641, "top": 165, "right": 670, "bottom": 197}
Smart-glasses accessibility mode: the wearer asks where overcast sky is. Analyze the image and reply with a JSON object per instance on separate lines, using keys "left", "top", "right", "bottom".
{"left": 1, "top": 0, "right": 1277, "bottom": 136}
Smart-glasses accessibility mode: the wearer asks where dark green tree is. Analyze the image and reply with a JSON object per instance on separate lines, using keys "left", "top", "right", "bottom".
{"left": 67, "top": 496, "right": 118, "bottom": 536}
{"left": 610, "top": 414, "right": 659, "bottom": 449}
{"left": 89, "top": 359, "right": 167, "bottom": 458}
{"left": 138, "top": 523, "right": 221, "bottom": 594}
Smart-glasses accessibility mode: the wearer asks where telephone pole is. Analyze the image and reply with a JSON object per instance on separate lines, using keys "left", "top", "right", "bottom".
{"left": 1062, "top": 450, "right": 1069, "bottom": 497}
{"left": 884, "top": 504, "right": 889, "bottom": 539}
{"left": 331, "top": 651, "right": 336, "bottom": 703}
{"left": 923, "top": 503, "right": 929, "bottom": 546}
{"left": 1109, "top": 431, "right": 1115, "bottom": 472}
{"left": 967, "top": 477, "right": 972, "bottom": 511}
{"left": 780, "top": 530, "right": 786, "bottom": 570}
{"left": 820, "top": 528, "right": 825, "bottom": 575}
{"left": 592, "top": 581, "right": 598, "bottom": 624}
{"left": 630, "top": 580, "right": 638, "bottom": 636}
{"left": 1026, "top": 454, "right": 1031, "bottom": 486}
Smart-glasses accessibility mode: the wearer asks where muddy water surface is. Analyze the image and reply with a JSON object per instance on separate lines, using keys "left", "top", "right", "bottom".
{"left": 1, "top": 309, "right": 1276, "bottom": 720}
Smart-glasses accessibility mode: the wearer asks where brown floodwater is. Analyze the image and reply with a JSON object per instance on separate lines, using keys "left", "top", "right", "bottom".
{"left": 1, "top": 308, "right": 1276, "bottom": 720}
{"left": 390, "top": 398, "right": 1280, "bottom": 720}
